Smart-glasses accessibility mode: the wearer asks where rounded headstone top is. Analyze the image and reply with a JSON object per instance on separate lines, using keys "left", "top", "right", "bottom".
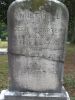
{"left": 8, "top": 0, "right": 69, "bottom": 92}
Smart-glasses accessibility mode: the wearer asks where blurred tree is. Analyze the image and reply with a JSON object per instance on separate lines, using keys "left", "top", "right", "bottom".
{"left": 0, "top": 22, "right": 7, "bottom": 40}
{"left": 63, "top": 0, "right": 75, "bottom": 43}
{"left": 0, "top": 0, "right": 14, "bottom": 24}
{"left": 0, "top": 0, "right": 14, "bottom": 40}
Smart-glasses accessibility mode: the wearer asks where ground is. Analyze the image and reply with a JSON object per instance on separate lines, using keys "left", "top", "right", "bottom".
{"left": 0, "top": 41, "right": 8, "bottom": 48}
{"left": 64, "top": 44, "right": 75, "bottom": 97}
{"left": 0, "top": 42, "right": 75, "bottom": 99}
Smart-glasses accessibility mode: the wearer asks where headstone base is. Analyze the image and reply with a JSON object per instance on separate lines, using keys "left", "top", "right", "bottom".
{"left": 0, "top": 88, "right": 70, "bottom": 100}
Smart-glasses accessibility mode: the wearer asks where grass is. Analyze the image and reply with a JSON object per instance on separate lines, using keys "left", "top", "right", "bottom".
{"left": 71, "top": 97, "right": 75, "bottom": 100}
{"left": 0, "top": 43, "right": 75, "bottom": 100}
{"left": 66, "top": 44, "right": 75, "bottom": 53}
{"left": 64, "top": 74, "right": 75, "bottom": 96}
{"left": 0, "top": 55, "right": 9, "bottom": 91}
{"left": 0, "top": 41, "right": 8, "bottom": 48}
{"left": 64, "top": 44, "right": 75, "bottom": 97}
{"left": 0, "top": 41, "right": 10, "bottom": 90}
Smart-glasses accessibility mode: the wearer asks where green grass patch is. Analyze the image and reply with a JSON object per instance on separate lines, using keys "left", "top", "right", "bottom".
{"left": 0, "top": 41, "right": 8, "bottom": 48}
{"left": 0, "top": 55, "right": 8, "bottom": 91}
{"left": 64, "top": 73, "right": 75, "bottom": 97}
{"left": 65, "top": 44, "right": 75, "bottom": 66}
{"left": 0, "top": 55, "right": 8, "bottom": 62}
{"left": 66, "top": 44, "right": 75, "bottom": 55}
{"left": 64, "top": 74, "right": 75, "bottom": 90}
{"left": 71, "top": 97, "right": 75, "bottom": 100}
{"left": 64, "top": 44, "right": 75, "bottom": 96}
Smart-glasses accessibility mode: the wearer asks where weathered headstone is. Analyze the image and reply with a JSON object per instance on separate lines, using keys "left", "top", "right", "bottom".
{"left": 0, "top": 0, "right": 70, "bottom": 100}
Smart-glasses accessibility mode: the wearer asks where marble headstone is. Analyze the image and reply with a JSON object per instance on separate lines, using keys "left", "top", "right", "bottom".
{"left": 7, "top": 0, "right": 69, "bottom": 92}
{"left": 0, "top": 0, "right": 70, "bottom": 100}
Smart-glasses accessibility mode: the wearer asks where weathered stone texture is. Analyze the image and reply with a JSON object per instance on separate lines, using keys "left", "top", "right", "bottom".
{"left": 8, "top": 0, "right": 69, "bottom": 92}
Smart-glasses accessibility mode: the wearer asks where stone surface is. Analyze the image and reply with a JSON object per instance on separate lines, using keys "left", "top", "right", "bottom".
{"left": 7, "top": 0, "right": 69, "bottom": 92}
{"left": 0, "top": 87, "right": 70, "bottom": 100}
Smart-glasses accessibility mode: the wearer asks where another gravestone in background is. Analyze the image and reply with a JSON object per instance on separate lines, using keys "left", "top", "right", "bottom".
{"left": 0, "top": 0, "right": 70, "bottom": 100}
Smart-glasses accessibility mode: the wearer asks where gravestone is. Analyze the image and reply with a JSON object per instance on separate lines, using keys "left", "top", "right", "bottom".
{"left": 0, "top": 0, "right": 70, "bottom": 100}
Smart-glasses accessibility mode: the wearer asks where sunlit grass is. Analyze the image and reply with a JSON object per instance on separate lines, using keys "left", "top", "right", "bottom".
{"left": 0, "top": 55, "right": 8, "bottom": 91}
{"left": 0, "top": 41, "right": 8, "bottom": 48}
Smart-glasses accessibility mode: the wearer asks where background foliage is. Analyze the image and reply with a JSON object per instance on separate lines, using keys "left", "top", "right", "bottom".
{"left": 0, "top": 0, "right": 75, "bottom": 43}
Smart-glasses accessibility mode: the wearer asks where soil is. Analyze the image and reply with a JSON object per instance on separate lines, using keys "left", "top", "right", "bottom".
{"left": 64, "top": 54, "right": 75, "bottom": 74}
